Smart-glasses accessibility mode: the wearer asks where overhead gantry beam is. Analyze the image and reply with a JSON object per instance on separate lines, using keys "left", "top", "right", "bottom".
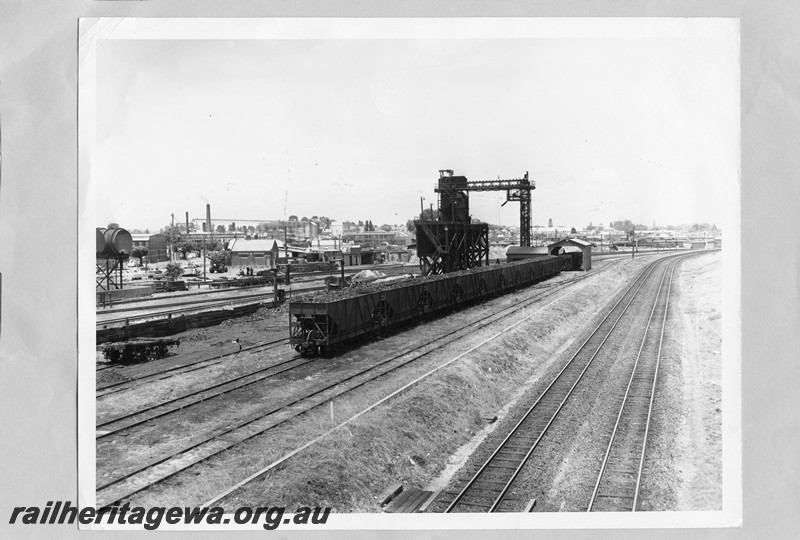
{"left": 434, "top": 172, "right": 535, "bottom": 247}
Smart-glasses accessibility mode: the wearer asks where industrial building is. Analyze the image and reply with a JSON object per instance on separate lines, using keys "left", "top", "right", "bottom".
{"left": 227, "top": 238, "right": 284, "bottom": 269}
{"left": 548, "top": 238, "right": 592, "bottom": 271}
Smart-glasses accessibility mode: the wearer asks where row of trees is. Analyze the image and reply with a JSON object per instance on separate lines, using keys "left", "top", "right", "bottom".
{"left": 340, "top": 220, "right": 394, "bottom": 233}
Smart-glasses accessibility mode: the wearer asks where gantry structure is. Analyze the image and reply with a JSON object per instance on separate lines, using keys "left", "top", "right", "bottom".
{"left": 415, "top": 170, "right": 536, "bottom": 275}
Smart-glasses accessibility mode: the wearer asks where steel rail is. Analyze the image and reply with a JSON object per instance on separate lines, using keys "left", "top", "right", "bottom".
{"left": 586, "top": 255, "right": 676, "bottom": 511}
{"left": 96, "top": 352, "right": 312, "bottom": 436}
{"left": 199, "top": 266, "right": 602, "bottom": 509}
{"left": 96, "top": 337, "right": 289, "bottom": 397}
{"left": 633, "top": 254, "right": 679, "bottom": 509}
{"left": 97, "top": 267, "right": 597, "bottom": 508}
{"left": 97, "top": 271, "right": 587, "bottom": 435}
{"left": 443, "top": 255, "right": 664, "bottom": 513}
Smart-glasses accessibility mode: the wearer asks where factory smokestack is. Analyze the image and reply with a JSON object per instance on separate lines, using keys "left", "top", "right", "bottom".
{"left": 206, "top": 204, "right": 212, "bottom": 240}
{"left": 186, "top": 212, "right": 190, "bottom": 236}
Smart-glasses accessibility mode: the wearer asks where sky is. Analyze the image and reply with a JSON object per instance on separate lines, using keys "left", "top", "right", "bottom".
{"left": 89, "top": 19, "right": 739, "bottom": 232}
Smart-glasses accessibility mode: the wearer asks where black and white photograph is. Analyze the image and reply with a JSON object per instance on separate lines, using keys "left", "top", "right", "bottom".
{"left": 78, "top": 17, "right": 740, "bottom": 529}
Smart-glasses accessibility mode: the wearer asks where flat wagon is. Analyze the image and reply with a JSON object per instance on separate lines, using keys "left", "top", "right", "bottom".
{"left": 289, "top": 256, "right": 562, "bottom": 355}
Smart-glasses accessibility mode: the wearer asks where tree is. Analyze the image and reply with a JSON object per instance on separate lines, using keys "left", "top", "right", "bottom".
{"left": 205, "top": 240, "right": 225, "bottom": 252}
{"left": 107, "top": 222, "right": 119, "bottom": 229}
{"left": 177, "top": 241, "right": 195, "bottom": 260}
{"left": 164, "top": 263, "right": 183, "bottom": 281}
{"left": 611, "top": 220, "right": 633, "bottom": 231}
{"left": 406, "top": 219, "right": 415, "bottom": 233}
{"left": 380, "top": 224, "right": 393, "bottom": 232}
{"left": 420, "top": 208, "right": 440, "bottom": 221}
{"left": 216, "top": 225, "right": 226, "bottom": 233}
{"left": 131, "top": 247, "right": 149, "bottom": 266}
{"left": 208, "top": 249, "right": 228, "bottom": 265}
{"left": 570, "top": 227, "right": 577, "bottom": 234}
{"left": 301, "top": 216, "right": 309, "bottom": 222}
{"left": 288, "top": 215, "right": 299, "bottom": 222}
{"left": 247, "top": 225, "right": 256, "bottom": 233}
{"left": 228, "top": 222, "right": 236, "bottom": 232}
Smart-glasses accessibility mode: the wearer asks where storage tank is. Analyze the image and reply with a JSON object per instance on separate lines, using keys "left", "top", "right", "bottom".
{"left": 99, "top": 227, "right": 133, "bottom": 257}
{"left": 96, "top": 228, "right": 106, "bottom": 256}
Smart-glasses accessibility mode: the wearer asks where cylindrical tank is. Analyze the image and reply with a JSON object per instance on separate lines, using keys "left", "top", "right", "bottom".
{"left": 96, "top": 228, "right": 106, "bottom": 256}
{"left": 100, "top": 227, "right": 133, "bottom": 257}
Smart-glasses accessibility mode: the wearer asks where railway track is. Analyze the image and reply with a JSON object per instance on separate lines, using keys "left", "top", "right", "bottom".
{"left": 96, "top": 292, "right": 290, "bottom": 327}
{"left": 96, "top": 264, "right": 412, "bottom": 322}
{"left": 97, "top": 290, "right": 280, "bottom": 317}
{"left": 587, "top": 255, "right": 678, "bottom": 512}
{"left": 96, "top": 337, "right": 290, "bottom": 397}
{"left": 193, "top": 259, "right": 644, "bottom": 508}
{"left": 96, "top": 266, "right": 605, "bottom": 508}
{"left": 96, "top": 351, "right": 313, "bottom": 436}
{"left": 437, "top": 251, "right": 700, "bottom": 512}
{"left": 198, "top": 260, "right": 636, "bottom": 509}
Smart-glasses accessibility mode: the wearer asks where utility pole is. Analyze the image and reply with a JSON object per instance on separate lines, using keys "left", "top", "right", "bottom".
{"left": 202, "top": 235, "right": 207, "bottom": 284}
{"left": 170, "top": 213, "right": 175, "bottom": 263}
{"left": 631, "top": 224, "right": 635, "bottom": 260}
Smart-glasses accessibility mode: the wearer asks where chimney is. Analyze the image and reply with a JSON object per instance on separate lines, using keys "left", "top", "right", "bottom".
{"left": 206, "top": 204, "right": 212, "bottom": 239}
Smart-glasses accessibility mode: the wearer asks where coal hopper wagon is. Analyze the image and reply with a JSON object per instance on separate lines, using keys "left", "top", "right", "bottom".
{"left": 289, "top": 255, "right": 562, "bottom": 355}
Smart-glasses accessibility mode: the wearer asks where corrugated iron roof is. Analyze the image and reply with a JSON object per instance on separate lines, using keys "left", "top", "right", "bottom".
{"left": 506, "top": 246, "right": 549, "bottom": 255}
{"left": 228, "top": 238, "right": 284, "bottom": 252}
{"left": 549, "top": 238, "right": 592, "bottom": 248}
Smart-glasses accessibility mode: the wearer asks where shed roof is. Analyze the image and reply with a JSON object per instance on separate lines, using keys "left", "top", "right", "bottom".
{"left": 228, "top": 238, "right": 284, "bottom": 252}
{"left": 506, "top": 246, "right": 549, "bottom": 256}
{"left": 549, "top": 238, "right": 592, "bottom": 248}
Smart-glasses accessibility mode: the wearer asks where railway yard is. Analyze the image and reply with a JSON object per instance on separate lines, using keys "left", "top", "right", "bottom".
{"left": 94, "top": 249, "right": 722, "bottom": 514}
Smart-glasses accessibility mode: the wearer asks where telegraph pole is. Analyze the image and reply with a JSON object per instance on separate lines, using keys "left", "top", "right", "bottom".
{"left": 170, "top": 213, "right": 175, "bottom": 263}
{"left": 631, "top": 224, "right": 635, "bottom": 260}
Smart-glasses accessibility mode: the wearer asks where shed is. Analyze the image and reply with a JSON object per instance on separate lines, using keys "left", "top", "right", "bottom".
{"left": 228, "top": 238, "right": 284, "bottom": 269}
{"left": 547, "top": 238, "right": 592, "bottom": 271}
{"left": 147, "top": 234, "right": 169, "bottom": 263}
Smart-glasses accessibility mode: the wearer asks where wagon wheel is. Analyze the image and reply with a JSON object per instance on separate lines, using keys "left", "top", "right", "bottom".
{"left": 135, "top": 347, "right": 149, "bottom": 362}
{"left": 104, "top": 348, "right": 121, "bottom": 363}
{"left": 120, "top": 346, "right": 135, "bottom": 363}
